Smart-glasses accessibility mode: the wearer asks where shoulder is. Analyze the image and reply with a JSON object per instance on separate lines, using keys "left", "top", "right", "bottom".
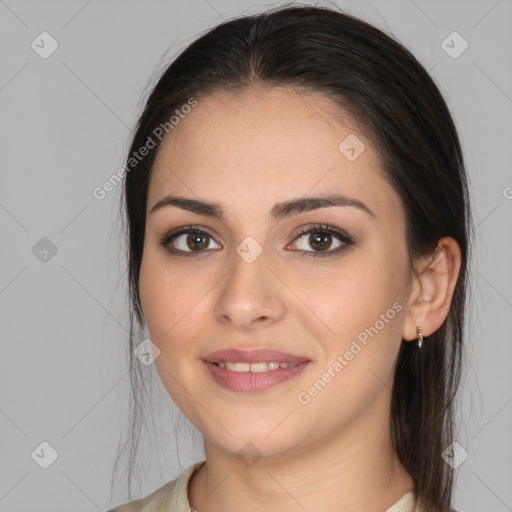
{"left": 105, "top": 480, "right": 176, "bottom": 512}
{"left": 385, "top": 491, "right": 460, "bottom": 512}
{"left": 105, "top": 460, "right": 206, "bottom": 512}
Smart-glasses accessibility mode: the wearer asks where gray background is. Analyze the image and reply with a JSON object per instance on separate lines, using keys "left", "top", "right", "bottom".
{"left": 1, "top": 0, "right": 511, "bottom": 510}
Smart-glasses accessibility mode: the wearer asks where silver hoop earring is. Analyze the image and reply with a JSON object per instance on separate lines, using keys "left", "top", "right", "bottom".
{"left": 416, "top": 325, "right": 423, "bottom": 349}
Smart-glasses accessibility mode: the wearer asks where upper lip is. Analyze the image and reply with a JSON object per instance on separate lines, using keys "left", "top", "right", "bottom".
{"left": 203, "top": 348, "right": 310, "bottom": 364}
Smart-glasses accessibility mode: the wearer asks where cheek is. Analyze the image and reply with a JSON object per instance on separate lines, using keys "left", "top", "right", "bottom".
{"left": 337, "top": 255, "right": 407, "bottom": 372}
{"left": 138, "top": 250, "right": 209, "bottom": 354}
{"left": 301, "top": 248, "right": 407, "bottom": 369}
{"left": 297, "top": 258, "right": 391, "bottom": 332}
{"left": 139, "top": 254, "right": 203, "bottom": 413}
{"left": 139, "top": 250, "right": 181, "bottom": 345}
{"left": 297, "top": 264, "right": 405, "bottom": 421}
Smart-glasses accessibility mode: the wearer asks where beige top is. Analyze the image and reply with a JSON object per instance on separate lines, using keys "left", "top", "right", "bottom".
{"left": 107, "top": 460, "right": 419, "bottom": 512}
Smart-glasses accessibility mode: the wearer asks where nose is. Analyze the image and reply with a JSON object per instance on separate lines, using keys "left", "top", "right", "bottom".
{"left": 214, "top": 247, "right": 288, "bottom": 331}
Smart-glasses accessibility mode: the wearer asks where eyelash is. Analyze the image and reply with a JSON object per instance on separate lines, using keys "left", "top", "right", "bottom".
{"left": 160, "top": 223, "right": 356, "bottom": 259}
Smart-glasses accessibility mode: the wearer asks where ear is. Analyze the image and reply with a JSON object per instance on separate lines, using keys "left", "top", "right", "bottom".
{"left": 402, "top": 237, "right": 462, "bottom": 343}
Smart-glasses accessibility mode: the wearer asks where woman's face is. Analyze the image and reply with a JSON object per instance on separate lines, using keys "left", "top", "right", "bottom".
{"left": 139, "top": 87, "right": 414, "bottom": 459}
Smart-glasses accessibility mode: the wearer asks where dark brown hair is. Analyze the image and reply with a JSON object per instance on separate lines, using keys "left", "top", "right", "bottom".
{"left": 112, "top": 4, "right": 473, "bottom": 510}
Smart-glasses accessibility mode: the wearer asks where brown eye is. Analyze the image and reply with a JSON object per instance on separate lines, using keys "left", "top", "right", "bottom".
{"left": 170, "top": 231, "right": 220, "bottom": 252}
{"left": 160, "top": 226, "right": 222, "bottom": 255}
{"left": 290, "top": 224, "right": 355, "bottom": 257}
{"left": 295, "top": 231, "right": 341, "bottom": 252}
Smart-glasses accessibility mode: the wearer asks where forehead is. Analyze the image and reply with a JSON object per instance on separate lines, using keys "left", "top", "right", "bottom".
{"left": 148, "top": 87, "right": 403, "bottom": 224}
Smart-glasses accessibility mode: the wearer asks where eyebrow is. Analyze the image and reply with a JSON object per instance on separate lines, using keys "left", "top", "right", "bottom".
{"left": 149, "top": 193, "right": 375, "bottom": 221}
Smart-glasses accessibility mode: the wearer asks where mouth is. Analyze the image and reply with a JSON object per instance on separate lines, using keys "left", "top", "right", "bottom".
{"left": 202, "top": 348, "right": 311, "bottom": 392}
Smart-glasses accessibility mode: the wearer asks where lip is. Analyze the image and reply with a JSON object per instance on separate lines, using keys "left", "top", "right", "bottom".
{"left": 203, "top": 348, "right": 310, "bottom": 364}
{"left": 202, "top": 348, "right": 311, "bottom": 392}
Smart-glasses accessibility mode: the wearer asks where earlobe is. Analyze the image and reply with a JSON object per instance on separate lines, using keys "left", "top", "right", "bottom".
{"left": 402, "top": 237, "right": 462, "bottom": 343}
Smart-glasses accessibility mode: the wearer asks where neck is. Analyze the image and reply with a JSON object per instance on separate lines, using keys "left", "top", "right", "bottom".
{"left": 188, "top": 414, "right": 414, "bottom": 512}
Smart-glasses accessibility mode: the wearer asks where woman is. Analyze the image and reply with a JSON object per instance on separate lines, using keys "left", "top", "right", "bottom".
{"left": 108, "top": 4, "right": 472, "bottom": 511}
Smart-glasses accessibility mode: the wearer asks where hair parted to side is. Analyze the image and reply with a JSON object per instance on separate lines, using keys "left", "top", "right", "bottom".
{"left": 112, "top": 4, "right": 473, "bottom": 510}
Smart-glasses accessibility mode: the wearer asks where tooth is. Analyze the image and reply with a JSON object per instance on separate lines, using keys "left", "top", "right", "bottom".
{"left": 267, "top": 362, "right": 280, "bottom": 370}
{"left": 250, "top": 362, "right": 268, "bottom": 373}
{"left": 218, "top": 362, "right": 226, "bottom": 368}
{"left": 280, "top": 362, "right": 289, "bottom": 368}
{"left": 226, "top": 362, "right": 251, "bottom": 372}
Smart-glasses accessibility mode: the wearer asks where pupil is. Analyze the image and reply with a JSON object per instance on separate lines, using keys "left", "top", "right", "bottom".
{"left": 188, "top": 233, "right": 208, "bottom": 250}
{"left": 311, "top": 233, "right": 331, "bottom": 251}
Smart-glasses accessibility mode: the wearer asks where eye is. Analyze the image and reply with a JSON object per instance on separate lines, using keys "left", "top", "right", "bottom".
{"left": 289, "top": 223, "right": 355, "bottom": 257}
{"left": 160, "top": 224, "right": 221, "bottom": 256}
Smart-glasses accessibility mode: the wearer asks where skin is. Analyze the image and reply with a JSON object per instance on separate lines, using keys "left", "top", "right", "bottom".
{"left": 138, "top": 86, "right": 462, "bottom": 512}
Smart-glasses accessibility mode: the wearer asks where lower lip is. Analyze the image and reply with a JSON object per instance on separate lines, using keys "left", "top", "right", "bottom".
{"left": 203, "top": 361, "right": 310, "bottom": 392}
